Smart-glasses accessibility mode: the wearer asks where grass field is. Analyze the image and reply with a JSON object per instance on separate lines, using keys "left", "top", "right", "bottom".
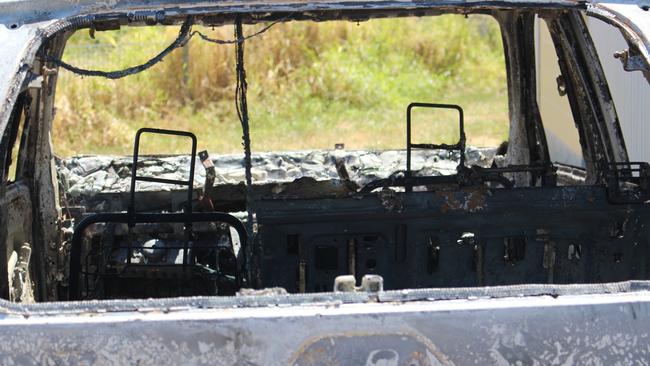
{"left": 53, "top": 15, "right": 509, "bottom": 156}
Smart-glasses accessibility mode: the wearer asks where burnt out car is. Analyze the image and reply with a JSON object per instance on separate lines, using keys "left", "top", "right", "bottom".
{"left": 1, "top": 0, "right": 650, "bottom": 364}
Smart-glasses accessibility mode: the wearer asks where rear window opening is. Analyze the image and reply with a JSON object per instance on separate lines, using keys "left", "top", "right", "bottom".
{"left": 53, "top": 15, "right": 508, "bottom": 156}
{"left": 4, "top": 7, "right": 648, "bottom": 303}
{"left": 50, "top": 14, "right": 519, "bottom": 300}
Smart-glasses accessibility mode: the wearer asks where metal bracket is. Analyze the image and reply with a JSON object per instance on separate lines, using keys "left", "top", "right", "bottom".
{"left": 605, "top": 162, "right": 650, "bottom": 204}
{"left": 614, "top": 48, "right": 649, "bottom": 74}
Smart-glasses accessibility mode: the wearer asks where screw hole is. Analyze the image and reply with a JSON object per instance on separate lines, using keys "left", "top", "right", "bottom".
{"left": 10, "top": 24, "right": 18, "bottom": 29}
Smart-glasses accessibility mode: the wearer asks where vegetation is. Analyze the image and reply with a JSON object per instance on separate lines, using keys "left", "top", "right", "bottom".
{"left": 53, "top": 15, "right": 508, "bottom": 156}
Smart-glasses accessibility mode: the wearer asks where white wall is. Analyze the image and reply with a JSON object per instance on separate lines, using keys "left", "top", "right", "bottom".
{"left": 535, "top": 18, "right": 585, "bottom": 167}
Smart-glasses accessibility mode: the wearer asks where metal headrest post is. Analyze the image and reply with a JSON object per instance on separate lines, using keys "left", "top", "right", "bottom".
{"left": 406, "top": 103, "right": 465, "bottom": 192}
{"left": 128, "top": 128, "right": 197, "bottom": 266}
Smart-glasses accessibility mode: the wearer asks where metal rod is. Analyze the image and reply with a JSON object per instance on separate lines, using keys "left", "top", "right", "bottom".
{"left": 134, "top": 176, "right": 191, "bottom": 186}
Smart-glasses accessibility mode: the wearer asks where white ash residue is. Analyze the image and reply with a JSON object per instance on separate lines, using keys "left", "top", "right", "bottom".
{"left": 56, "top": 147, "right": 497, "bottom": 196}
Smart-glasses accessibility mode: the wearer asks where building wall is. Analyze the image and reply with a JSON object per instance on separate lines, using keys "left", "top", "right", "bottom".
{"left": 536, "top": 16, "right": 650, "bottom": 165}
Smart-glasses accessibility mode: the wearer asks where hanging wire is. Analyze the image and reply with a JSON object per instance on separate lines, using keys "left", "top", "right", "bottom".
{"left": 234, "top": 17, "right": 255, "bottom": 286}
{"left": 192, "top": 17, "right": 286, "bottom": 45}
{"left": 42, "top": 15, "right": 288, "bottom": 79}
{"left": 44, "top": 18, "right": 194, "bottom": 79}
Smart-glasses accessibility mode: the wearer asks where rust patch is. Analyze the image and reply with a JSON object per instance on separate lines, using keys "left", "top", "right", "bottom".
{"left": 465, "top": 186, "right": 488, "bottom": 212}
{"left": 437, "top": 186, "right": 488, "bottom": 213}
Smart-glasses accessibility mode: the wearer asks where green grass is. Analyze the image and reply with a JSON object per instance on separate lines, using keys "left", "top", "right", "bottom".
{"left": 53, "top": 15, "right": 508, "bottom": 156}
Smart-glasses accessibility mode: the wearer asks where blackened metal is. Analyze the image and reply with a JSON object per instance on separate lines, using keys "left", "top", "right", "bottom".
{"left": 0, "top": 96, "right": 23, "bottom": 299}
{"left": 504, "top": 236, "right": 526, "bottom": 264}
{"left": 427, "top": 237, "right": 440, "bottom": 274}
{"left": 68, "top": 211, "right": 247, "bottom": 300}
{"left": 517, "top": 13, "right": 552, "bottom": 185}
{"left": 605, "top": 162, "right": 650, "bottom": 203}
{"left": 2, "top": 93, "right": 25, "bottom": 179}
{"left": 255, "top": 185, "right": 650, "bottom": 291}
{"left": 332, "top": 156, "right": 350, "bottom": 181}
{"left": 347, "top": 238, "right": 356, "bottom": 277}
{"left": 198, "top": 150, "right": 216, "bottom": 211}
{"left": 133, "top": 176, "right": 191, "bottom": 186}
{"left": 395, "top": 224, "right": 407, "bottom": 263}
{"left": 474, "top": 240, "right": 483, "bottom": 286}
{"left": 359, "top": 166, "right": 518, "bottom": 193}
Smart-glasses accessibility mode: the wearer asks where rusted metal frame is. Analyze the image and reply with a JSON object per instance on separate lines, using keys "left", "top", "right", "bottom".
{"left": 0, "top": 0, "right": 585, "bottom": 28}
{"left": 497, "top": 11, "right": 534, "bottom": 187}
{"left": 1, "top": 93, "right": 25, "bottom": 180}
{"left": 0, "top": 106, "right": 23, "bottom": 300}
{"left": 23, "top": 34, "right": 68, "bottom": 301}
{"left": 14, "top": 94, "right": 32, "bottom": 181}
{"left": 0, "top": 93, "right": 28, "bottom": 301}
{"left": 565, "top": 12, "right": 629, "bottom": 165}
{"left": 496, "top": 10, "right": 554, "bottom": 187}
{"left": 516, "top": 13, "right": 553, "bottom": 184}
{"left": 358, "top": 171, "right": 515, "bottom": 193}
{"left": 20, "top": 87, "right": 48, "bottom": 301}
{"left": 546, "top": 13, "right": 628, "bottom": 183}
{"left": 545, "top": 16, "right": 599, "bottom": 181}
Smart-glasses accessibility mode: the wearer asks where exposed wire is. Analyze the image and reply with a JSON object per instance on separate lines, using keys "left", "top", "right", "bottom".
{"left": 44, "top": 18, "right": 193, "bottom": 80}
{"left": 234, "top": 17, "right": 254, "bottom": 286}
{"left": 42, "top": 15, "right": 288, "bottom": 80}
{"left": 192, "top": 17, "right": 285, "bottom": 45}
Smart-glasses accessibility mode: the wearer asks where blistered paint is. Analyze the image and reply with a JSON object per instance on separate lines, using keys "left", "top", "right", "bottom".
{"left": 0, "top": 289, "right": 650, "bottom": 364}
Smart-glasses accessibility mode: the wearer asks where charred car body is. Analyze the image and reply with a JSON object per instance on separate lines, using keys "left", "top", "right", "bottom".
{"left": 1, "top": 0, "right": 650, "bottom": 364}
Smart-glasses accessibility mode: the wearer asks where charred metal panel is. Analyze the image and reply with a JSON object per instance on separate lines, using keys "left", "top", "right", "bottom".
{"left": 255, "top": 186, "right": 650, "bottom": 291}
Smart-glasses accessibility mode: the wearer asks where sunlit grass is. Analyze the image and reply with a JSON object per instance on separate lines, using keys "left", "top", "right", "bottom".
{"left": 53, "top": 15, "right": 508, "bottom": 156}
